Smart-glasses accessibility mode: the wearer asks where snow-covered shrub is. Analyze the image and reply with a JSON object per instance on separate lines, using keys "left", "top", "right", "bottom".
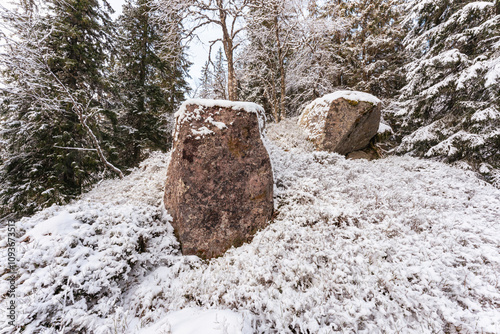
{"left": 0, "top": 152, "right": 181, "bottom": 333}
{"left": 10, "top": 203, "right": 177, "bottom": 333}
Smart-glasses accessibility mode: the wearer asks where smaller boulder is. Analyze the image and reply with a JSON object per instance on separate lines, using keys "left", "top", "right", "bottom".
{"left": 298, "top": 91, "right": 382, "bottom": 155}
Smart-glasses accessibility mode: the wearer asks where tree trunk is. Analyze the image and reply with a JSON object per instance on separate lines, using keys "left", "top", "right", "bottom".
{"left": 270, "top": 74, "right": 279, "bottom": 123}
{"left": 218, "top": 0, "right": 238, "bottom": 101}
{"left": 278, "top": 48, "right": 286, "bottom": 119}
{"left": 274, "top": 13, "right": 286, "bottom": 119}
{"left": 226, "top": 49, "right": 237, "bottom": 100}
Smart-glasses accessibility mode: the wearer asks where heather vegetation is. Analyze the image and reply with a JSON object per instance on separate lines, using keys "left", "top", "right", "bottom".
{"left": 1, "top": 2, "right": 499, "bottom": 331}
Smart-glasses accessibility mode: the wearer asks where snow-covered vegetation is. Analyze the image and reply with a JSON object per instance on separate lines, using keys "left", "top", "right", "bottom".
{"left": 2, "top": 120, "right": 499, "bottom": 333}
{"left": 1, "top": 0, "right": 499, "bottom": 331}
{"left": 386, "top": 0, "right": 500, "bottom": 184}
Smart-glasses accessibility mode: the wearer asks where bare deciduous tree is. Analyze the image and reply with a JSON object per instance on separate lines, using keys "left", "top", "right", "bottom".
{"left": 241, "top": 0, "right": 300, "bottom": 121}
{"left": 155, "top": 0, "right": 250, "bottom": 101}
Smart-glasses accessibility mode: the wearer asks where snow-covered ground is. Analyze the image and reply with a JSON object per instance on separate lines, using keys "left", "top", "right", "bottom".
{"left": 1, "top": 117, "right": 500, "bottom": 333}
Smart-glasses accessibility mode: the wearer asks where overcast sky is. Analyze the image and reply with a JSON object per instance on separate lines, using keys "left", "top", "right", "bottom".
{"left": 107, "top": 0, "right": 124, "bottom": 17}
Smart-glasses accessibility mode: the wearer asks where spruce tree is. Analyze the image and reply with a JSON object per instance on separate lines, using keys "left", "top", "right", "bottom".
{"left": 198, "top": 61, "right": 214, "bottom": 98}
{"left": 386, "top": 0, "right": 500, "bottom": 185}
{"left": 343, "top": 0, "right": 406, "bottom": 98}
{"left": 212, "top": 48, "right": 228, "bottom": 100}
{"left": 114, "top": 0, "right": 191, "bottom": 166}
{"left": 0, "top": 0, "right": 118, "bottom": 218}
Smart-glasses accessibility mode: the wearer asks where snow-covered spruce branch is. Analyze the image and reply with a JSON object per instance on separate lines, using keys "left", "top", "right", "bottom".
{"left": 45, "top": 64, "right": 124, "bottom": 179}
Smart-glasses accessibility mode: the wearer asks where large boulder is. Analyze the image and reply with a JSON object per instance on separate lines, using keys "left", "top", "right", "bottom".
{"left": 298, "top": 91, "right": 382, "bottom": 155}
{"left": 164, "top": 99, "right": 274, "bottom": 259}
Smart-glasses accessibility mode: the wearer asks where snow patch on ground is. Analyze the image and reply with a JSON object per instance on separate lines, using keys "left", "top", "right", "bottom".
{"left": 137, "top": 308, "right": 253, "bottom": 334}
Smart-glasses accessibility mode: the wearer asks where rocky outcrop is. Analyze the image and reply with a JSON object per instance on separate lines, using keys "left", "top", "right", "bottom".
{"left": 298, "top": 91, "right": 382, "bottom": 155}
{"left": 164, "top": 99, "right": 274, "bottom": 259}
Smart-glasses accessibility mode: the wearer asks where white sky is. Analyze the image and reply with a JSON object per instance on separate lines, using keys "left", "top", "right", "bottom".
{"left": 107, "top": 0, "right": 125, "bottom": 17}
{"left": 108, "top": 0, "right": 217, "bottom": 94}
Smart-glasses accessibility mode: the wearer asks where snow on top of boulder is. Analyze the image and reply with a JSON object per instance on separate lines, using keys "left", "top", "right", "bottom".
{"left": 173, "top": 99, "right": 266, "bottom": 141}
{"left": 299, "top": 91, "right": 381, "bottom": 124}
{"left": 319, "top": 90, "right": 382, "bottom": 105}
{"left": 175, "top": 98, "right": 264, "bottom": 120}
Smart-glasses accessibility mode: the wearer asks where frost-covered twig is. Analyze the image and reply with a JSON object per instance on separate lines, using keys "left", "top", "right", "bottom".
{"left": 53, "top": 146, "right": 98, "bottom": 152}
{"left": 44, "top": 61, "right": 124, "bottom": 179}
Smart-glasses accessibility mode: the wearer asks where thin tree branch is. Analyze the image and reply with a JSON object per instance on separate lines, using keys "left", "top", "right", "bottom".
{"left": 43, "top": 59, "right": 124, "bottom": 179}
